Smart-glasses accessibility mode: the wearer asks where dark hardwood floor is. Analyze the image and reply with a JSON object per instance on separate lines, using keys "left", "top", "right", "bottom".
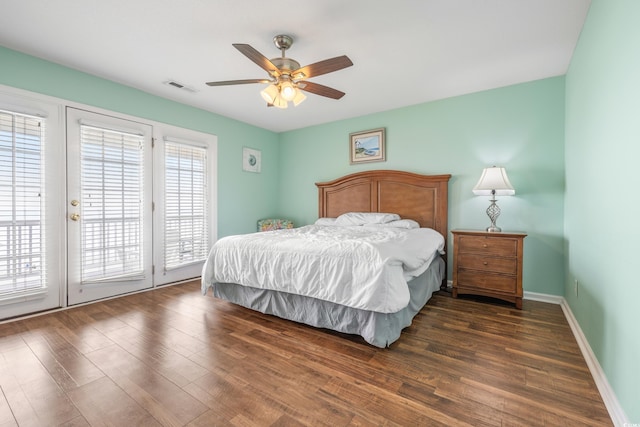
{"left": 0, "top": 281, "right": 612, "bottom": 426}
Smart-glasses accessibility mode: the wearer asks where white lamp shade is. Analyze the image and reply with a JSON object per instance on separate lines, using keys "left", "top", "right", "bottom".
{"left": 260, "top": 84, "right": 279, "bottom": 104}
{"left": 292, "top": 89, "right": 307, "bottom": 106}
{"left": 472, "top": 166, "right": 515, "bottom": 196}
{"left": 271, "top": 94, "right": 288, "bottom": 109}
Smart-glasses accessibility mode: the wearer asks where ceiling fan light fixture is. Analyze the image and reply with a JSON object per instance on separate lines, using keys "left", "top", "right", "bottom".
{"left": 260, "top": 84, "right": 279, "bottom": 104}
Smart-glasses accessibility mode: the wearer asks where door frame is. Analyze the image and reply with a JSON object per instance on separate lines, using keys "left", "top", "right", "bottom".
{"left": 0, "top": 87, "right": 66, "bottom": 319}
{"left": 66, "top": 107, "right": 154, "bottom": 305}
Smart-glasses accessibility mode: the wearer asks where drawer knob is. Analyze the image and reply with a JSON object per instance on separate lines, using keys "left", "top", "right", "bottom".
{"left": 483, "top": 244, "right": 488, "bottom": 248}
{"left": 483, "top": 261, "right": 488, "bottom": 265}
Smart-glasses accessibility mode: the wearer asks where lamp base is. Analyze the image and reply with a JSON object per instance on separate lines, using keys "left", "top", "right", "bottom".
{"left": 485, "top": 195, "right": 502, "bottom": 233}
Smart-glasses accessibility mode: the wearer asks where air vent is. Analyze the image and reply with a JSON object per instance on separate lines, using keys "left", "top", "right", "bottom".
{"left": 163, "top": 80, "right": 198, "bottom": 93}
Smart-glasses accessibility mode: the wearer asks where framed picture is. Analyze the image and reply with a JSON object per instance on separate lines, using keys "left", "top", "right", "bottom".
{"left": 349, "top": 128, "right": 386, "bottom": 164}
{"left": 242, "top": 147, "right": 261, "bottom": 173}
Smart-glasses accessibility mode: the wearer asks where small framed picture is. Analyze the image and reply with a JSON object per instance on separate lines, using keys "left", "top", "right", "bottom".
{"left": 349, "top": 128, "right": 386, "bottom": 164}
{"left": 242, "top": 147, "right": 261, "bottom": 173}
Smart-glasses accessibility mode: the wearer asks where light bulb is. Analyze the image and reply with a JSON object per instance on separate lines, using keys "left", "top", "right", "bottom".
{"left": 280, "top": 81, "right": 296, "bottom": 101}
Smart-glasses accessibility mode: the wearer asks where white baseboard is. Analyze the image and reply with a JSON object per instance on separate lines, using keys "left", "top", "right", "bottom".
{"left": 523, "top": 291, "right": 564, "bottom": 304}
{"left": 559, "top": 298, "right": 629, "bottom": 426}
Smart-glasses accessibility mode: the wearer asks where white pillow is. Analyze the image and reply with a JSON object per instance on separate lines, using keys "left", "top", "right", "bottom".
{"left": 314, "top": 217, "right": 338, "bottom": 226}
{"left": 334, "top": 212, "right": 400, "bottom": 226}
{"left": 365, "top": 219, "right": 420, "bottom": 229}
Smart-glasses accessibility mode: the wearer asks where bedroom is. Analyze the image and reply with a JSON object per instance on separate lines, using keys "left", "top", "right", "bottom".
{"left": 0, "top": 0, "right": 638, "bottom": 425}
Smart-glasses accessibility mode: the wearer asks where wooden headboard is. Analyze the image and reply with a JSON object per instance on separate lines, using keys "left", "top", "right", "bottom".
{"left": 315, "top": 170, "right": 451, "bottom": 240}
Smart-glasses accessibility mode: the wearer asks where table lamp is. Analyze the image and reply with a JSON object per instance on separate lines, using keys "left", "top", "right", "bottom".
{"left": 472, "top": 166, "right": 515, "bottom": 232}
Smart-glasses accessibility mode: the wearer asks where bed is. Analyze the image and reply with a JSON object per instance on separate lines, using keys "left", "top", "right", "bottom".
{"left": 202, "top": 170, "right": 451, "bottom": 347}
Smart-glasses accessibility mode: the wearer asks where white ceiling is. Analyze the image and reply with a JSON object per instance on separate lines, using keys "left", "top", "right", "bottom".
{"left": 1, "top": 0, "right": 590, "bottom": 133}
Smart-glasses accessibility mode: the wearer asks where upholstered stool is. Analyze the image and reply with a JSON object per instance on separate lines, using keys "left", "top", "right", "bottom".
{"left": 257, "top": 218, "right": 294, "bottom": 232}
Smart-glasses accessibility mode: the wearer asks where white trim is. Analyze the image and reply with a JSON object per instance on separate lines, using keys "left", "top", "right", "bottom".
{"left": 0, "top": 106, "right": 48, "bottom": 118}
{"left": 0, "top": 289, "right": 48, "bottom": 306}
{"left": 559, "top": 298, "right": 629, "bottom": 426}
{"left": 523, "top": 291, "right": 563, "bottom": 304}
{"left": 163, "top": 135, "right": 209, "bottom": 149}
{"left": 79, "top": 119, "right": 145, "bottom": 136}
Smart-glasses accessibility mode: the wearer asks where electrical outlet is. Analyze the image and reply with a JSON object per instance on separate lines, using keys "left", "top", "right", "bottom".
{"left": 574, "top": 279, "right": 579, "bottom": 297}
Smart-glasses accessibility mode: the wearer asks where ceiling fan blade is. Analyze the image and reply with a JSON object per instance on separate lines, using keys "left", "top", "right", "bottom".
{"left": 294, "top": 55, "right": 353, "bottom": 79}
{"left": 206, "top": 79, "right": 271, "bottom": 86}
{"left": 298, "top": 81, "right": 345, "bottom": 100}
{"left": 233, "top": 43, "right": 281, "bottom": 77}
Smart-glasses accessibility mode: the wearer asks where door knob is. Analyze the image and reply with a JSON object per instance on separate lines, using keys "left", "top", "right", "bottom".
{"left": 70, "top": 213, "right": 80, "bottom": 221}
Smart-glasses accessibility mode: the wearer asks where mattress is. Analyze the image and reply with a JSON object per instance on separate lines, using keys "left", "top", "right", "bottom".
{"left": 202, "top": 224, "right": 445, "bottom": 313}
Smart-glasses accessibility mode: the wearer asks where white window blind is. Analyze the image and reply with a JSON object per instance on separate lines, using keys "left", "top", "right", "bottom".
{"left": 164, "top": 141, "right": 208, "bottom": 270}
{"left": 80, "top": 124, "right": 144, "bottom": 282}
{"left": 0, "top": 110, "right": 46, "bottom": 299}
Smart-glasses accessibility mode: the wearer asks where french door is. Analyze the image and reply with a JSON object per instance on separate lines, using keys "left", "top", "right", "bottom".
{"left": 0, "top": 95, "right": 64, "bottom": 320}
{"left": 1, "top": 88, "right": 215, "bottom": 318}
{"left": 66, "top": 108, "right": 153, "bottom": 305}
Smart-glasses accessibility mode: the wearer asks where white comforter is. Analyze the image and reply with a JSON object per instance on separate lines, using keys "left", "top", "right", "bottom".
{"left": 201, "top": 224, "right": 445, "bottom": 313}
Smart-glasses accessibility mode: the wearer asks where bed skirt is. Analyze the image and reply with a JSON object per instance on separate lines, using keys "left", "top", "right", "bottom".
{"left": 209, "top": 257, "right": 445, "bottom": 348}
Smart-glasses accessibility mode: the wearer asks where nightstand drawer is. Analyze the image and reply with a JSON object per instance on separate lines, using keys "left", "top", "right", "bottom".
{"left": 457, "top": 235, "right": 517, "bottom": 257}
{"left": 457, "top": 254, "right": 517, "bottom": 275}
{"left": 457, "top": 270, "right": 517, "bottom": 293}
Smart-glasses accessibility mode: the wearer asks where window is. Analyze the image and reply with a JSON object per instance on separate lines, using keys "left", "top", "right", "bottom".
{"left": 0, "top": 109, "right": 46, "bottom": 299}
{"left": 79, "top": 124, "right": 145, "bottom": 282}
{"left": 163, "top": 139, "right": 208, "bottom": 270}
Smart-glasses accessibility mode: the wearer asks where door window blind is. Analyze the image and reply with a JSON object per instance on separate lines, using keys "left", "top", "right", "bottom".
{"left": 0, "top": 110, "right": 46, "bottom": 299}
{"left": 164, "top": 141, "right": 208, "bottom": 270}
{"left": 80, "top": 124, "right": 144, "bottom": 282}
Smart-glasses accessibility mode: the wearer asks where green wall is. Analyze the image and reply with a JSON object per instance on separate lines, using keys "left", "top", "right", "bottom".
{"left": 279, "top": 77, "right": 566, "bottom": 295}
{"left": 0, "top": 46, "right": 280, "bottom": 238}
{"left": 565, "top": 0, "right": 639, "bottom": 421}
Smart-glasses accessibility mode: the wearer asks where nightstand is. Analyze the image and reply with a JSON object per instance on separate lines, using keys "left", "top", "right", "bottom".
{"left": 451, "top": 230, "right": 526, "bottom": 309}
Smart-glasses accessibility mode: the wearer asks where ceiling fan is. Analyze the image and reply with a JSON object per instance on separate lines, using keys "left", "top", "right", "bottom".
{"left": 205, "top": 35, "right": 353, "bottom": 109}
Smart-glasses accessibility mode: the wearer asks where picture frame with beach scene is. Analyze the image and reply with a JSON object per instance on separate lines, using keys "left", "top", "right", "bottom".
{"left": 349, "top": 128, "right": 386, "bottom": 164}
